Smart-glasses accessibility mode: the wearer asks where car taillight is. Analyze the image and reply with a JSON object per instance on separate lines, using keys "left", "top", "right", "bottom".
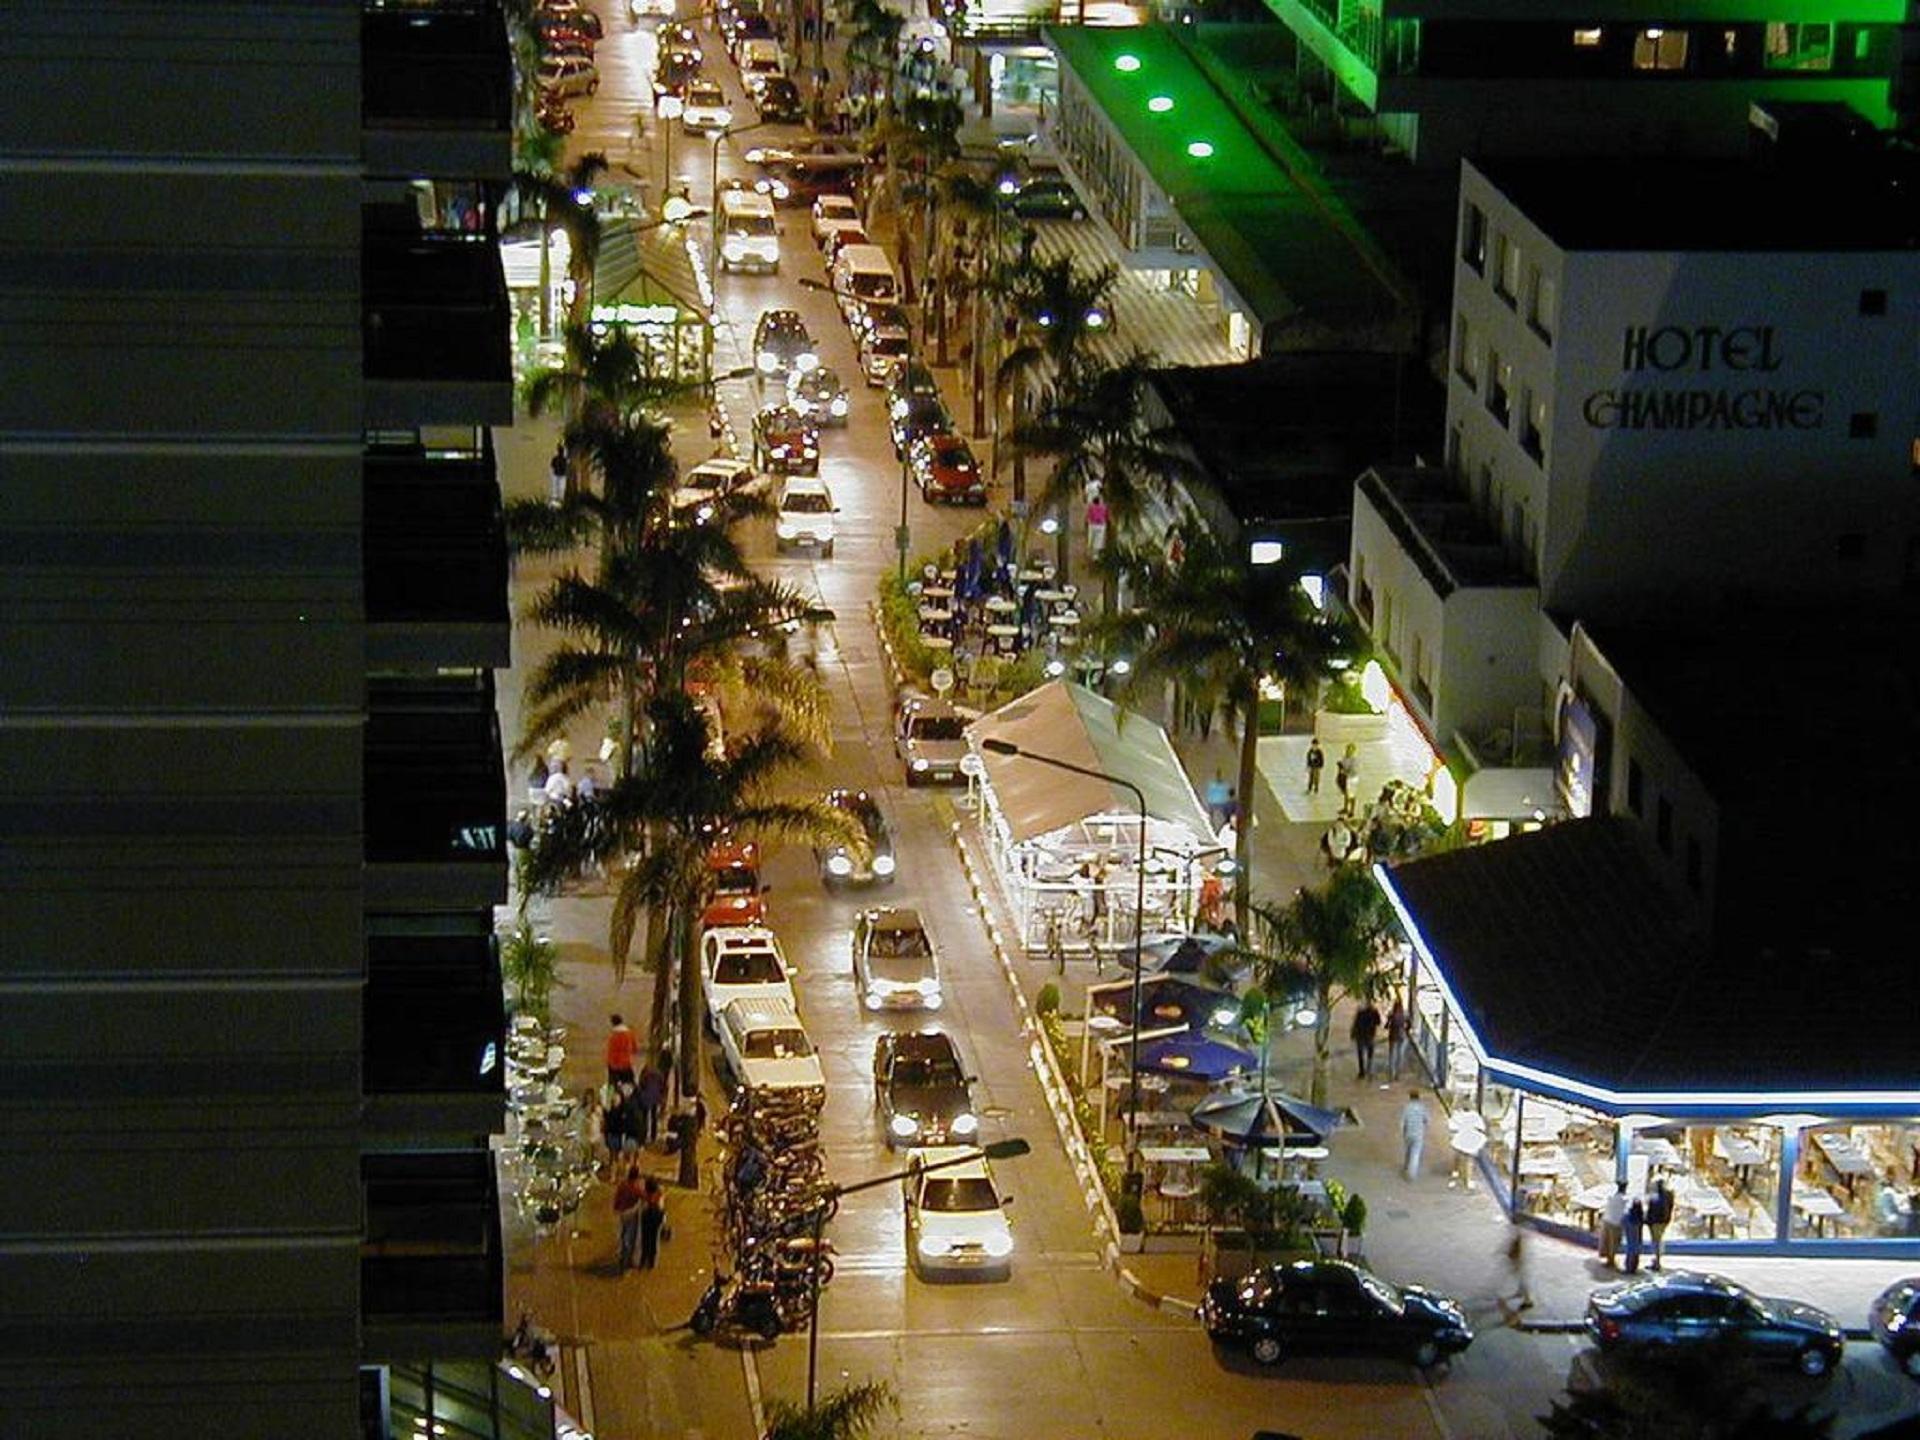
{"left": 1597, "top": 1317, "right": 1621, "bottom": 1342}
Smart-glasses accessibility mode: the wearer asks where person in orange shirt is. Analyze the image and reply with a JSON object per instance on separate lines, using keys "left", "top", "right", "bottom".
{"left": 606, "top": 1014, "right": 638, "bottom": 1087}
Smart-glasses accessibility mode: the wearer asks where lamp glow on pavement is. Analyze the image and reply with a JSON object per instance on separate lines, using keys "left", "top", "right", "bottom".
{"left": 1187, "top": 140, "right": 1214, "bottom": 158}
{"left": 1039, "top": 514, "right": 1060, "bottom": 535}
{"left": 1147, "top": 95, "right": 1174, "bottom": 113}
{"left": 1114, "top": 52, "right": 1141, "bottom": 71}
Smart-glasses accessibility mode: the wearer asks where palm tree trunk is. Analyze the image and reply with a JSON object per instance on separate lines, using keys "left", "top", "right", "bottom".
{"left": 643, "top": 897, "right": 674, "bottom": 1056}
{"left": 1310, "top": 981, "right": 1334, "bottom": 1108}
{"left": 675, "top": 904, "right": 703, "bottom": 1188}
{"left": 1233, "top": 696, "right": 1259, "bottom": 936}
{"left": 538, "top": 205, "right": 553, "bottom": 337}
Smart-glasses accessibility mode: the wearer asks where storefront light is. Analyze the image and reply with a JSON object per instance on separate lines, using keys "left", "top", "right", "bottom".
{"left": 1428, "top": 763, "right": 1459, "bottom": 826}
{"left": 1114, "top": 52, "right": 1142, "bottom": 71}
{"left": 1147, "top": 95, "right": 1173, "bottom": 113}
{"left": 1187, "top": 140, "right": 1214, "bottom": 158}
{"left": 1249, "top": 539, "right": 1284, "bottom": 565}
{"left": 1301, "top": 573, "right": 1327, "bottom": 609}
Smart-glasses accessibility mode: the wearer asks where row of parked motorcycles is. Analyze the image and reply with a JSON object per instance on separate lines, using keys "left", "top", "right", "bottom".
{"left": 689, "top": 1086, "right": 836, "bottom": 1341}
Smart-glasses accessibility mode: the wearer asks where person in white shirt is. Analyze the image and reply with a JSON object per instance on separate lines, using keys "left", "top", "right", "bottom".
{"left": 543, "top": 763, "right": 573, "bottom": 805}
{"left": 1399, "top": 1090, "right": 1430, "bottom": 1180}
{"left": 1599, "top": 1181, "right": 1629, "bottom": 1267}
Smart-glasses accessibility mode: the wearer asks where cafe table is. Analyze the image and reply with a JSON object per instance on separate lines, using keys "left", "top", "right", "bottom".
{"left": 1681, "top": 1181, "right": 1736, "bottom": 1238}
{"left": 1518, "top": 1149, "right": 1575, "bottom": 1178}
{"left": 1715, "top": 1132, "right": 1767, "bottom": 1190}
{"left": 984, "top": 595, "right": 1017, "bottom": 614}
{"left": 921, "top": 635, "right": 953, "bottom": 653}
{"left": 1792, "top": 1189, "right": 1846, "bottom": 1235}
{"left": 922, "top": 584, "right": 954, "bottom": 602}
{"left": 917, "top": 606, "right": 953, "bottom": 625}
{"left": 1632, "top": 1136, "right": 1683, "bottom": 1170}
{"left": 1814, "top": 1133, "right": 1877, "bottom": 1195}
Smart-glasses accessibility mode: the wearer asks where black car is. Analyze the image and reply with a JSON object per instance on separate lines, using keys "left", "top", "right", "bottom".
{"left": 752, "top": 74, "right": 805, "bottom": 123}
{"left": 890, "top": 392, "right": 949, "bottom": 458}
{"left": 815, "top": 788, "right": 895, "bottom": 885}
{"left": 1202, "top": 1259, "right": 1473, "bottom": 1370}
{"left": 753, "top": 308, "right": 818, "bottom": 378}
{"left": 874, "top": 1030, "right": 978, "bottom": 1147}
{"left": 886, "top": 358, "right": 940, "bottom": 416}
{"left": 1870, "top": 1278, "right": 1920, "bottom": 1377}
{"left": 1007, "top": 176, "right": 1086, "bottom": 221}
{"left": 1586, "top": 1271, "right": 1844, "bottom": 1378}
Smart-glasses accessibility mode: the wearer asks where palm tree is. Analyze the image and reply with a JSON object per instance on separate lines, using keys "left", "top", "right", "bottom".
{"left": 1101, "top": 517, "right": 1361, "bottom": 929}
{"left": 842, "top": 0, "right": 904, "bottom": 108}
{"left": 866, "top": 94, "right": 962, "bottom": 305}
{"left": 1241, "top": 867, "right": 1400, "bottom": 1108}
{"left": 763, "top": 1380, "right": 896, "bottom": 1440}
{"left": 990, "top": 254, "right": 1116, "bottom": 505}
{"left": 523, "top": 320, "right": 701, "bottom": 436}
{"left": 931, "top": 162, "right": 1002, "bottom": 376}
{"left": 510, "top": 150, "right": 608, "bottom": 339}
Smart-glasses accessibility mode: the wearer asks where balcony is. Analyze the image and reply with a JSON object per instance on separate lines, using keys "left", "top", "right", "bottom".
{"left": 362, "top": 0, "right": 512, "bottom": 181}
{"left": 365, "top": 673, "right": 507, "bottom": 912}
{"left": 364, "top": 932, "right": 505, "bottom": 1139}
{"left": 363, "top": 210, "right": 512, "bottom": 428}
{"left": 362, "top": 1149, "right": 503, "bottom": 1361}
{"left": 365, "top": 437, "right": 509, "bottom": 669}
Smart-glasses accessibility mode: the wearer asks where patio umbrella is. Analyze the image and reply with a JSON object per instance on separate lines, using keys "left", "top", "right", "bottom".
{"left": 1135, "top": 1033, "right": 1257, "bottom": 1083}
{"left": 1189, "top": 1089, "right": 1341, "bottom": 1149}
{"left": 1089, "top": 975, "right": 1242, "bottom": 1034}
{"left": 1140, "top": 932, "right": 1235, "bottom": 975}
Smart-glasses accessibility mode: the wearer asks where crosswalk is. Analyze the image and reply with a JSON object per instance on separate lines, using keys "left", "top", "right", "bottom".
{"left": 1027, "top": 220, "right": 1242, "bottom": 371}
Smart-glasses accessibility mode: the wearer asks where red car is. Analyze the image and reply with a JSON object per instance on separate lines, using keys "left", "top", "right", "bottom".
{"left": 910, "top": 431, "right": 986, "bottom": 504}
{"left": 702, "top": 840, "right": 766, "bottom": 929}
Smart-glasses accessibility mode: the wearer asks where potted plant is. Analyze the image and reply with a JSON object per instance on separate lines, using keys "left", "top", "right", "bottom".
{"left": 1199, "top": 1164, "right": 1316, "bottom": 1280}
{"left": 1114, "top": 1191, "right": 1146, "bottom": 1253}
{"left": 499, "top": 918, "right": 559, "bottom": 1023}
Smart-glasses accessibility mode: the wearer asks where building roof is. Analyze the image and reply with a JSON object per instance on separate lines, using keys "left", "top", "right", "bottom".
{"left": 1381, "top": 818, "right": 1920, "bottom": 1103}
{"left": 1472, "top": 151, "right": 1920, "bottom": 253}
{"left": 1358, "top": 465, "right": 1534, "bottom": 593}
{"left": 1046, "top": 23, "right": 1410, "bottom": 334}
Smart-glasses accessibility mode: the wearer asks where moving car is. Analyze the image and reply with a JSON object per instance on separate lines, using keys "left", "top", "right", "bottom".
{"left": 815, "top": 788, "right": 894, "bottom": 884}
{"left": 851, "top": 905, "right": 942, "bottom": 1011}
{"left": 746, "top": 135, "right": 865, "bottom": 168}
{"left": 1585, "top": 1271, "right": 1844, "bottom": 1377}
{"left": 1007, "top": 175, "right": 1086, "bottom": 220}
{"left": 910, "top": 431, "right": 985, "bottom": 505}
{"left": 894, "top": 694, "right": 969, "bottom": 785}
{"left": 719, "top": 190, "right": 781, "bottom": 273}
{"left": 1870, "top": 1277, "right": 1920, "bottom": 1377}
{"left": 774, "top": 474, "right": 836, "bottom": 555}
{"left": 787, "top": 364, "right": 850, "bottom": 426}
{"left": 656, "top": 20, "right": 702, "bottom": 57}
{"left": 672, "top": 455, "right": 756, "bottom": 524}
{"left": 753, "top": 405, "right": 819, "bottom": 476}
{"left": 701, "top": 840, "right": 766, "bottom": 929}
{"left": 737, "top": 37, "right": 785, "bottom": 84}
{"left": 889, "top": 392, "right": 948, "bottom": 458}
{"left": 680, "top": 77, "right": 733, "bottom": 133}
{"left": 701, "top": 925, "right": 797, "bottom": 1028}
{"left": 752, "top": 308, "right": 818, "bottom": 376}
{"left": 903, "top": 1146, "right": 1013, "bottom": 1279}
{"left": 885, "top": 358, "right": 940, "bottom": 414}
{"left": 859, "top": 316, "right": 910, "bottom": 387}
{"left": 725, "top": 14, "right": 777, "bottom": 61}
{"left": 717, "top": 996, "right": 825, "bottom": 1098}
{"left": 874, "top": 1030, "right": 977, "bottom": 1147}
{"left": 537, "top": 54, "right": 599, "bottom": 97}
{"left": 653, "top": 51, "right": 700, "bottom": 102}
{"left": 1202, "top": 1259, "right": 1474, "bottom": 1369}
{"left": 812, "top": 193, "right": 863, "bottom": 248}
{"left": 752, "top": 74, "right": 805, "bottom": 124}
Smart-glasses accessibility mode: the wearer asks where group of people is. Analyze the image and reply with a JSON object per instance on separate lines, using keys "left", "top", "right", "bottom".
{"left": 601, "top": 1016, "right": 674, "bottom": 1274}
{"left": 1349, "top": 993, "right": 1412, "bottom": 1083}
{"left": 1599, "top": 1177, "right": 1677, "bottom": 1272}
{"left": 1321, "top": 777, "right": 1442, "bottom": 870}
{"left": 1303, "top": 738, "right": 1361, "bottom": 809}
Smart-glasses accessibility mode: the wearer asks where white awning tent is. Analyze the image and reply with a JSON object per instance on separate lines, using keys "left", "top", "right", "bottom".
{"left": 965, "top": 682, "right": 1224, "bottom": 954}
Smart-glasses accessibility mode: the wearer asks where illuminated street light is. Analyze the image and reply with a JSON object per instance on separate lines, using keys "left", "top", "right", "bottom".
{"left": 1187, "top": 140, "right": 1214, "bottom": 158}
{"left": 1147, "top": 95, "right": 1174, "bottom": 113}
{"left": 1114, "top": 52, "right": 1141, "bottom": 72}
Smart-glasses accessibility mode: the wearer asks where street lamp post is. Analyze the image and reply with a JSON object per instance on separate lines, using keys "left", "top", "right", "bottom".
{"left": 980, "top": 738, "right": 1149, "bottom": 1172}
{"left": 797, "top": 273, "right": 914, "bottom": 579}
{"left": 802, "top": 1138, "right": 1030, "bottom": 1412}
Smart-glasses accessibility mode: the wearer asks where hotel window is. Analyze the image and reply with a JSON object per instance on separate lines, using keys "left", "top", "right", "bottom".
{"left": 1461, "top": 202, "right": 1487, "bottom": 274}
{"left": 1492, "top": 232, "right": 1519, "bottom": 305}
{"left": 1486, "top": 348, "right": 1511, "bottom": 425}
{"left": 1626, "top": 759, "right": 1643, "bottom": 816}
{"left": 1454, "top": 313, "right": 1479, "bottom": 388}
{"left": 1764, "top": 22, "right": 1833, "bottom": 71}
{"left": 1571, "top": 26, "right": 1602, "bottom": 47}
{"left": 1527, "top": 268, "right": 1557, "bottom": 342}
{"left": 1633, "top": 27, "right": 1689, "bottom": 71}
{"left": 1656, "top": 795, "right": 1673, "bottom": 854}
{"left": 1519, "top": 387, "right": 1546, "bottom": 463}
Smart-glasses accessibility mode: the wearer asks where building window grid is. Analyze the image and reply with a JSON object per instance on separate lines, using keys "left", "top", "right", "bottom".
{"left": 1633, "top": 27, "right": 1691, "bottom": 71}
{"left": 1461, "top": 203, "right": 1487, "bottom": 274}
{"left": 1493, "top": 232, "right": 1520, "bottom": 307}
{"left": 1526, "top": 268, "right": 1556, "bottom": 343}
{"left": 1518, "top": 385, "right": 1546, "bottom": 463}
{"left": 1486, "top": 348, "right": 1511, "bottom": 425}
{"left": 1454, "top": 313, "right": 1479, "bottom": 389}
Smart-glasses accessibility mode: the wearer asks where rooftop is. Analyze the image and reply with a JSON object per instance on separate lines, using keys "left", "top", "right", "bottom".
{"left": 1359, "top": 465, "right": 1533, "bottom": 593}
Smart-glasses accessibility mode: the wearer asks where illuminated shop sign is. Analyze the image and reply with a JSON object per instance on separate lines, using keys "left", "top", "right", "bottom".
{"left": 1581, "top": 324, "right": 1824, "bottom": 432}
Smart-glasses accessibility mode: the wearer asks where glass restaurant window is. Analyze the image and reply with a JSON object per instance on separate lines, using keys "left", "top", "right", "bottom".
{"left": 1633, "top": 28, "right": 1689, "bottom": 71}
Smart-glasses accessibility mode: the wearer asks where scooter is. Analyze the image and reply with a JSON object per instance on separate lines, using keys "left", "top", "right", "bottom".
{"left": 688, "top": 1271, "right": 783, "bottom": 1340}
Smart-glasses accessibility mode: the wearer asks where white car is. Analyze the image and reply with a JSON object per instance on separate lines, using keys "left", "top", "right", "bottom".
{"left": 716, "top": 997, "right": 825, "bottom": 1097}
{"left": 737, "top": 37, "right": 785, "bottom": 83}
{"left": 904, "top": 1146, "right": 1013, "bottom": 1279}
{"left": 774, "top": 474, "right": 836, "bottom": 556}
{"left": 894, "top": 694, "right": 972, "bottom": 785}
{"left": 673, "top": 456, "right": 756, "bottom": 524}
{"left": 680, "top": 78, "right": 733, "bottom": 133}
{"left": 851, "top": 905, "right": 941, "bottom": 1011}
{"left": 537, "top": 54, "right": 599, "bottom": 97}
{"left": 701, "top": 925, "right": 796, "bottom": 1028}
{"left": 811, "top": 194, "right": 863, "bottom": 248}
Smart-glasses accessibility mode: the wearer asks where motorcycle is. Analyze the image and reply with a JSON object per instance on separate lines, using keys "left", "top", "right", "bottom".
{"left": 688, "top": 1271, "right": 783, "bottom": 1341}
{"left": 506, "top": 1312, "right": 559, "bottom": 1379}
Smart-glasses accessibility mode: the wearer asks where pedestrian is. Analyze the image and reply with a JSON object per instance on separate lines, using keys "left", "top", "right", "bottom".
{"left": 1448, "top": 1109, "right": 1486, "bottom": 1189}
{"left": 1321, "top": 816, "right": 1354, "bottom": 868}
{"left": 1385, "top": 994, "right": 1410, "bottom": 1080}
{"left": 1599, "top": 1180, "right": 1627, "bottom": 1267}
{"left": 1502, "top": 1225, "right": 1534, "bottom": 1313}
{"left": 578, "top": 1087, "right": 606, "bottom": 1174}
{"left": 1645, "top": 1177, "right": 1674, "bottom": 1270}
{"left": 1399, "top": 1089, "right": 1430, "bottom": 1180}
{"left": 602, "top": 1081, "right": 632, "bottom": 1165}
{"left": 1335, "top": 743, "right": 1359, "bottom": 812}
{"left": 1623, "top": 1195, "right": 1646, "bottom": 1273}
{"left": 1305, "top": 737, "right": 1325, "bottom": 795}
{"left": 635, "top": 1055, "right": 668, "bottom": 1146}
{"left": 605, "top": 1014, "right": 638, "bottom": 1087}
{"left": 1350, "top": 998, "right": 1382, "bottom": 1079}
{"left": 638, "top": 1177, "right": 667, "bottom": 1269}
{"left": 1204, "top": 769, "right": 1233, "bottom": 832}
{"left": 613, "top": 1164, "right": 645, "bottom": 1272}
{"left": 507, "top": 807, "right": 536, "bottom": 851}
{"left": 1085, "top": 493, "right": 1109, "bottom": 555}
{"left": 549, "top": 440, "right": 568, "bottom": 506}
{"left": 543, "top": 761, "right": 573, "bottom": 806}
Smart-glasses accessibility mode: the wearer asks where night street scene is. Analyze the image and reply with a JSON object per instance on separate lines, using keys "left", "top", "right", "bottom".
{"left": 9, "top": 0, "right": 1920, "bottom": 1438}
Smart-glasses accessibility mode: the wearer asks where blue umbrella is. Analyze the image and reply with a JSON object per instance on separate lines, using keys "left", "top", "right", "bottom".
{"left": 1135, "top": 1033, "right": 1257, "bottom": 1083}
{"left": 1140, "top": 932, "right": 1235, "bottom": 975}
{"left": 1190, "top": 1088, "right": 1341, "bottom": 1148}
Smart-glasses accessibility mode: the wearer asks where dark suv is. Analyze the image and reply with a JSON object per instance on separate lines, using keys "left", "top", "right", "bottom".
{"left": 753, "top": 309, "right": 818, "bottom": 378}
{"left": 873, "top": 1030, "right": 977, "bottom": 1147}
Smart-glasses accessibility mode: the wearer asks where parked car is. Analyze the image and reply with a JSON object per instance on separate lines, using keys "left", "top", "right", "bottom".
{"left": 737, "top": 36, "right": 785, "bottom": 84}
{"left": 752, "top": 74, "right": 805, "bottom": 123}
{"left": 894, "top": 693, "right": 970, "bottom": 785}
{"left": 815, "top": 788, "right": 895, "bottom": 884}
{"left": 889, "top": 392, "right": 949, "bottom": 458}
{"left": 1870, "top": 1277, "right": 1920, "bottom": 1377}
{"left": 1585, "top": 1271, "right": 1844, "bottom": 1378}
{"left": 725, "top": 13, "right": 776, "bottom": 60}
{"left": 821, "top": 225, "right": 871, "bottom": 267}
{"left": 753, "top": 308, "right": 819, "bottom": 377}
{"left": 811, "top": 193, "right": 864, "bottom": 248}
{"left": 754, "top": 163, "right": 853, "bottom": 208}
{"left": 859, "top": 317, "right": 911, "bottom": 386}
{"left": 701, "top": 839, "right": 765, "bottom": 930}
{"left": 874, "top": 1030, "right": 977, "bottom": 1146}
{"left": 537, "top": 54, "right": 599, "bottom": 97}
{"left": 680, "top": 77, "right": 733, "bottom": 133}
{"left": 753, "top": 405, "right": 819, "bottom": 475}
{"left": 1007, "top": 175, "right": 1086, "bottom": 220}
{"left": 851, "top": 905, "right": 942, "bottom": 1011}
{"left": 701, "top": 925, "right": 797, "bottom": 1029}
{"left": 787, "top": 364, "right": 850, "bottom": 427}
{"left": 540, "top": 0, "right": 602, "bottom": 37}
{"left": 903, "top": 1146, "right": 1012, "bottom": 1279}
{"left": 1202, "top": 1259, "right": 1474, "bottom": 1369}
{"left": 717, "top": 997, "right": 825, "bottom": 1098}
{"left": 910, "top": 431, "right": 984, "bottom": 504}
{"left": 774, "top": 474, "right": 836, "bottom": 555}
{"left": 886, "top": 358, "right": 940, "bottom": 415}
{"left": 535, "top": 17, "right": 597, "bottom": 54}
{"left": 850, "top": 300, "right": 909, "bottom": 350}
{"left": 672, "top": 455, "right": 757, "bottom": 524}
{"left": 656, "top": 20, "right": 702, "bottom": 56}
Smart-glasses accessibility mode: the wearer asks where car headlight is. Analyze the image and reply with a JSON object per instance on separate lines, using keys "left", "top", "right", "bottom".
{"left": 827, "top": 854, "right": 853, "bottom": 876}
{"left": 830, "top": 397, "right": 848, "bottom": 416}
{"left": 871, "top": 853, "right": 895, "bottom": 876}
{"left": 917, "top": 1233, "right": 946, "bottom": 1258}
{"left": 891, "top": 398, "right": 909, "bottom": 418}
{"left": 715, "top": 109, "right": 732, "bottom": 126}
{"left": 777, "top": 521, "right": 798, "bottom": 538}
{"left": 911, "top": 758, "right": 929, "bottom": 771}
{"left": 864, "top": 989, "right": 884, "bottom": 1010}
{"left": 696, "top": 503, "right": 715, "bottom": 523}
{"left": 950, "top": 1112, "right": 977, "bottom": 1136}
{"left": 890, "top": 1114, "right": 919, "bottom": 1138}
{"left": 916, "top": 978, "right": 939, "bottom": 995}
{"left": 756, "top": 353, "right": 777, "bottom": 372}
{"left": 923, "top": 992, "right": 943, "bottom": 1009}
{"left": 983, "top": 1232, "right": 1013, "bottom": 1258}
{"left": 796, "top": 352, "right": 819, "bottom": 373}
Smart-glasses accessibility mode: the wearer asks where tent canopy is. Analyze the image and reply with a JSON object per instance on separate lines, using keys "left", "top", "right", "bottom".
{"left": 968, "top": 681, "right": 1214, "bottom": 847}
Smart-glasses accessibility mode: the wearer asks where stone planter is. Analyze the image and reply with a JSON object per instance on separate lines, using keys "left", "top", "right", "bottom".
{"left": 1312, "top": 708, "right": 1389, "bottom": 747}
{"left": 1201, "top": 1232, "right": 1314, "bottom": 1283}
{"left": 1142, "top": 1229, "right": 1204, "bottom": 1254}
{"left": 1117, "top": 1231, "right": 1144, "bottom": 1254}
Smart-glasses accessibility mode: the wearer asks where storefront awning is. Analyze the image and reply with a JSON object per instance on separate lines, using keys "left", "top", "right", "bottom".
{"left": 592, "top": 217, "right": 708, "bottom": 318}
{"left": 968, "top": 681, "right": 1214, "bottom": 847}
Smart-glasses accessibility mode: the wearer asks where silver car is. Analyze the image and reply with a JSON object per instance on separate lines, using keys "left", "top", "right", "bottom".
{"left": 895, "top": 695, "right": 970, "bottom": 786}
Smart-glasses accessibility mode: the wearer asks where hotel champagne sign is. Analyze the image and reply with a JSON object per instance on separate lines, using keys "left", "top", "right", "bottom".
{"left": 1581, "top": 324, "right": 1824, "bottom": 432}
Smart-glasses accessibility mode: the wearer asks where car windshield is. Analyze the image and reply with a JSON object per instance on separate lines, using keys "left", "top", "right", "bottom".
{"left": 716, "top": 950, "right": 785, "bottom": 984}
{"left": 870, "top": 334, "right": 908, "bottom": 358}
{"left": 743, "top": 1027, "right": 812, "bottom": 1060}
{"left": 783, "top": 491, "right": 830, "bottom": 514}
{"left": 908, "top": 715, "right": 965, "bottom": 741}
{"left": 920, "top": 1177, "right": 998, "bottom": 1213}
{"left": 691, "top": 85, "right": 722, "bottom": 103}
{"left": 822, "top": 198, "right": 858, "bottom": 217}
{"left": 892, "top": 1055, "right": 960, "bottom": 1087}
{"left": 685, "top": 468, "right": 728, "bottom": 493}
{"left": 937, "top": 446, "right": 974, "bottom": 469}
{"left": 712, "top": 865, "right": 757, "bottom": 893}
{"left": 851, "top": 274, "right": 895, "bottom": 299}
{"left": 1358, "top": 1273, "right": 1403, "bottom": 1314}
{"left": 868, "top": 924, "right": 931, "bottom": 959}
{"left": 735, "top": 214, "right": 777, "bottom": 236}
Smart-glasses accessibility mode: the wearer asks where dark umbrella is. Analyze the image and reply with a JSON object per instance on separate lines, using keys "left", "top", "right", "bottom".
{"left": 1089, "top": 975, "right": 1241, "bottom": 1034}
{"left": 1136, "top": 1034, "right": 1257, "bottom": 1083}
{"left": 1141, "top": 932, "right": 1234, "bottom": 975}
{"left": 1189, "top": 1089, "right": 1340, "bottom": 1149}
{"left": 996, "top": 516, "right": 1013, "bottom": 567}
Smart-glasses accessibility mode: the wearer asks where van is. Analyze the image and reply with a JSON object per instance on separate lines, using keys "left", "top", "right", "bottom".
{"left": 830, "top": 243, "right": 898, "bottom": 322}
{"left": 718, "top": 997, "right": 826, "bottom": 1097}
{"left": 717, "top": 189, "right": 780, "bottom": 273}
